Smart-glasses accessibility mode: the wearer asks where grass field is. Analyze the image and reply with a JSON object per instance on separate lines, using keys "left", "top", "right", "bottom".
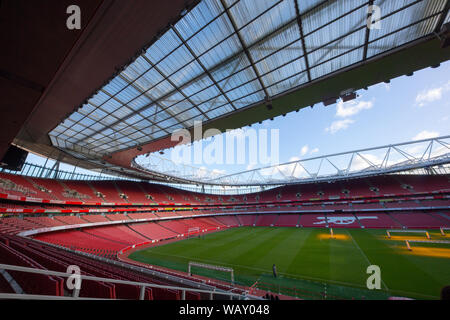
{"left": 128, "top": 227, "right": 450, "bottom": 300}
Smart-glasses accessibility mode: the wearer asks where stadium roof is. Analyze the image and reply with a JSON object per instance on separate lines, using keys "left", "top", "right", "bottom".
{"left": 48, "top": 0, "right": 450, "bottom": 158}
{"left": 134, "top": 135, "right": 450, "bottom": 186}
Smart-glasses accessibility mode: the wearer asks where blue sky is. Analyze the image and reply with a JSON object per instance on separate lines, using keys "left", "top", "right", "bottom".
{"left": 27, "top": 60, "right": 450, "bottom": 178}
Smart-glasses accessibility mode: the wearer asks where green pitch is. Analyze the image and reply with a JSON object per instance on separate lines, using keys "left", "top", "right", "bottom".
{"left": 128, "top": 227, "right": 450, "bottom": 300}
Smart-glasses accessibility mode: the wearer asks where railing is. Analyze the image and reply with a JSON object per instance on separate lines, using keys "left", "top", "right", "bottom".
{"left": 0, "top": 263, "right": 258, "bottom": 300}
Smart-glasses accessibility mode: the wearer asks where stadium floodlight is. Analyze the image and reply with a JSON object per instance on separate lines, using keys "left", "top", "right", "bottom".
{"left": 323, "top": 97, "right": 338, "bottom": 106}
{"left": 341, "top": 92, "right": 357, "bottom": 102}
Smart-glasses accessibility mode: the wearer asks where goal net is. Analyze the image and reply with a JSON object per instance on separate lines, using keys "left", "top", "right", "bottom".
{"left": 188, "top": 261, "right": 234, "bottom": 284}
{"left": 187, "top": 227, "right": 200, "bottom": 239}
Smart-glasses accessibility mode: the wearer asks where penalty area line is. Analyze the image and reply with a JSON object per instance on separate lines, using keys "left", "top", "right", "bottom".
{"left": 345, "top": 229, "right": 390, "bottom": 291}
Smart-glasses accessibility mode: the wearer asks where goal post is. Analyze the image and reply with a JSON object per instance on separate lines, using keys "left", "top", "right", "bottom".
{"left": 187, "top": 227, "right": 200, "bottom": 239}
{"left": 188, "top": 261, "right": 234, "bottom": 284}
{"left": 386, "top": 229, "right": 430, "bottom": 239}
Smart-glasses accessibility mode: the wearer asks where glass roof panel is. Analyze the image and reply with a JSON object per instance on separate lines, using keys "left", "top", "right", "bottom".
{"left": 205, "top": 103, "right": 234, "bottom": 118}
{"left": 175, "top": 0, "right": 224, "bottom": 40}
{"left": 266, "top": 72, "right": 308, "bottom": 96}
{"left": 127, "top": 95, "right": 151, "bottom": 111}
{"left": 181, "top": 75, "right": 214, "bottom": 97}
{"left": 88, "top": 91, "right": 110, "bottom": 106}
{"left": 261, "top": 58, "right": 306, "bottom": 88}
{"left": 156, "top": 44, "right": 194, "bottom": 76}
{"left": 367, "top": 0, "right": 445, "bottom": 58}
{"left": 250, "top": 22, "right": 301, "bottom": 69}
{"left": 237, "top": 0, "right": 297, "bottom": 47}
{"left": 121, "top": 56, "right": 152, "bottom": 82}
{"left": 103, "top": 76, "right": 128, "bottom": 95}
{"left": 48, "top": 0, "right": 445, "bottom": 156}
{"left": 143, "top": 28, "right": 181, "bottom": 64}
{"left": 186, "top": 9, "right": 235, "bottom": 57}
{"left": 134, "top": 67, "right": 164, "bottom": 92}
{"left": 168, "top": 59, "right": 204, "bottom": 87}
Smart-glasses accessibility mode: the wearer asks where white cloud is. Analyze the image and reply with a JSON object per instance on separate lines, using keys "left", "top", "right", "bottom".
{"left": 325, "top": 119, "right": 355, "bottom": 134}
{"left": 350, "top": 153, "right": 382, "bottom": 171}
{"left": 195, "top": 166, "right": 209, "bottom": 178}
{"left": 415, "top": 81, "right": 450, "bottom": 107}
{"left": 416, "top": 88, "right": 443, "bottom": 106}
{"left": 336, "top": 99, "right": 373, "bottom": 118}
{"left": 299, "top": 145, "right": 319, "bottom": 157}
{"left": 195, "top": 167, "right": 226, "bottom": 179}
{"left": 300, "top": 145, "right": 309, "bottom": 156}
{"left": 412, "top": 130, "right": 439, "bottom": 141}
{"left": 227, "top": 128, "right": 247, "bottom": 137}
{"left": 324, "top": 98, "right": 372, "bottom": 135}
{"left": 278, "top": 157, "right": 306, "bottom": 178}
{"left": 260, "top": 156, "right": 307, "bottom": 179}
{"left": 211, "top": 169, "right": 226, "bottom": 176}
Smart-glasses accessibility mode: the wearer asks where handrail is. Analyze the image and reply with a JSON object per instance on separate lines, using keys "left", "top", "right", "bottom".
{"left": 0, "top": 263, "right": 257, "bottom": 300}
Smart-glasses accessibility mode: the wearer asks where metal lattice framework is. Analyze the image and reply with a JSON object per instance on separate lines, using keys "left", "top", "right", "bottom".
{"left": 48, "top": 0, "right": 450, "bottom": 158}
{"left": 134, "top": 135, "right": 450, "bottom": 186}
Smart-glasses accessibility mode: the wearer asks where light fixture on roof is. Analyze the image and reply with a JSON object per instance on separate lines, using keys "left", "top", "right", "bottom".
{"left": 323, "top": 97, "right": 338, "bottom": 106}
{"left": 340, "top": 89, "right": 357, "bottom": 102}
